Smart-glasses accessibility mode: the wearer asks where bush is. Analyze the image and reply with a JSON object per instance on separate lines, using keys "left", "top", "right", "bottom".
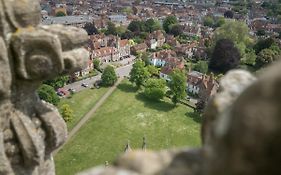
{"left": 144, "top": 78, "right": 166, "bottom": 101}
{"left": 60, "top": 104, "right": 74, "bottom": 122}
{"left": 37, "top": 84, "right": 60, "bottom": 106}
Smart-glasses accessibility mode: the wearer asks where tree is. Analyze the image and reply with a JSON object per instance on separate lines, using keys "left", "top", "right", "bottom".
{"left": 256, "top": 48, "right": 276, "bottom": 68}
{"left": 55, "top": 11, "right": 66, "bottom": 17}
{"left": 93, "top": 59, "right": 101, "bottom": 71}
{"left": 129, "top": 60, "right": 150, "bottom": 88}
{"left": 144, "top": 78, "right": 166, "bottom": 101}
{"left": 203, "top": 16, "right": 215, "bottom": 27}
{"left": 83, "top": 22, "right": 98, "bottom": 35}
{"left": 254, "top": 38, "right": 275, "bottom": 54}
{"left": 145, "top": 18, "right": 162, "bottom": 33}
{"left": 60, "top": 104, "right": 74, "bottom": 122}
{"left": 256, "top": 29, "right": 266, "bottom": 36}
{"left": 224, "top": 10, "right": 234, "bottom": 18}
{"left": 105, "top": 22, "right": 117, "bottom": 35}
{"left": 147, "top": 65, "right": 159, "bottom": 77}
{"left": 209, "top": 39, "right": 241, "bottom": 73}
{"left": 193, "top": 61, "right": 208, "bottom": 74}
{"left": 44, "top": 76, "right": 69, "bottom": 90}
{"left": 121, "top": 7, "right": 132, "bottom": 15}
{"left": 101, "top": 66, "right": 117, "bottom": 86}
{"left": 242, "top": 49, "right": 257, "bottom": 66}
{"left": 170, "top": 24, "right": 183, "bottom": 36}
{"left": 128, "top": 20, "right": 146, "bottom": 33}
{"left": 213, "top": 20, "right": 252, "bottom": 57}
{"left": 214, "top": 17, "right": 225, "bottom": 28}
{"left": 163, "top": 16, "right": 178, "bottom": 33}
{"left": 116, "top": 26, "right": 126, "bottom": 36}
{"left": 162, "top": 43, "right": 172, "bottom": 50}
{"left": 168, "top": 69, "right": 186, "bottom": 105}
{"left": 37, "top": 84, "right": 60, "bottom": 106}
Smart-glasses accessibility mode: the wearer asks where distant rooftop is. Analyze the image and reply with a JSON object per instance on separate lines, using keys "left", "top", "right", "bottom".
{"left": 41, "top": 15, "right": 93, "bottom": 25}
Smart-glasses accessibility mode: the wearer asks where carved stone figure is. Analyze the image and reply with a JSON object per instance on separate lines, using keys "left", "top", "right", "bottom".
{"left": 0, "top": 0, "right": 88, "bottom": 174}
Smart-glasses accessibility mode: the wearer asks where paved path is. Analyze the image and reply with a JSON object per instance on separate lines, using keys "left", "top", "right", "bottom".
{"left": 63, "top": 63, "right": 132, "bottom": 93}
{"left": 54, "top": 78, "right": 123, "bottom": 155}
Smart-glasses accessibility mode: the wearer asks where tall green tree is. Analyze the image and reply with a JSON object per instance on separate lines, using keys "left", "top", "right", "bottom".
{"left": 147, "top": 65, "right": 159, "bottom": 77}
{"left": 128, "top": 20, "right": 146, "bottom": 33}
{"left": 60, "top": 104, "right": 74, "bottom": 122}
{"left": 101, "top": 66, "right": 117, "bottom": 86}
{"left": 213, "top": 20, "right": 252, "bottom": 57}
{"left": 168, "top": 69, "right": 186, "bottom": 105}
{"left": 170, "top": 24, "right": 183, "bottom": 36}
{"left": 254, "top": 38, "right": 275, "bottom": 54}
{"left": 144, "top": 78, "right": 166, "bottom": 101}
{"left": 163, "top": 16, "right": 178, "bottom": 33}
{"left": 256, "top": 48, "right": 277, "bottom": 68}
{"left": 145, "top": 19, "right": 162, "bottom": 33}
{"left": 93, "top": 59, "right": 101, "bottom": 71}
{"left": 105, "top": 22, "right": 117, "bottom": 35}
{"left": 83, "top": 22, "right": 99, "bottom": 35}
{"left": 129, "top": 60, "right": 150, "bottom": 88}
{"left": 193, "top": 61, "right": 208, "bottom": 74}
{"left": 203, "top": 16, "right": 215, "bottom": 27}
{"left": 37, "top": 84, "right": 60, "bottom": 106}
{"left": 209, "top": 39, "right": 241, "bottom": 73}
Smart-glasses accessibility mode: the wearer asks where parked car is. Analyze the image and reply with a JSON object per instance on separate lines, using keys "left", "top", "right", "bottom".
{"left": 94, "top": 80, "right": 102, "bottom": 89}
{"left": 57, "top": 88, "right": 68, "bottom": 96}
{"left": 68, "top": 88, "right": 76, "bottom": 93}
{"left": 57, "top": 92, "right": 64, "bottom": 96}
{"left": 81, "top": 83, "right": 89, "bottom": 87}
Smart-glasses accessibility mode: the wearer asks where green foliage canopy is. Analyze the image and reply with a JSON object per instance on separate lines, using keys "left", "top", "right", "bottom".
{"left": 37, "top": 84, "right": 60, "bottom": 106}
{"left": 144, "top": 78, "right": 166, "bottom": 101}
{"left": 168, "top": 69, "right": 186, "bottom": 105}
{"left": 129, "top": 60, "right": 150, "bottom": 88}
{"left": 101, "top": 66, "right": 117, "bottom": 86}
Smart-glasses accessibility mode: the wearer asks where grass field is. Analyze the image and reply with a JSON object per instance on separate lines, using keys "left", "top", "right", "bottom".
{"left": 58, "top": 87, "right": 109, "bottom": 130}
{"left": 55, "top": 80, "right": 202, "bottom": 175}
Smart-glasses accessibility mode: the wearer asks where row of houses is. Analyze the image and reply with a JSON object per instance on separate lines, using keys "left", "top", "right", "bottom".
{"left": 147, "top": 49, "right": 218, "bottom": 102}
{"left": 88, "top": 34, "right": 131, "bottom": 63}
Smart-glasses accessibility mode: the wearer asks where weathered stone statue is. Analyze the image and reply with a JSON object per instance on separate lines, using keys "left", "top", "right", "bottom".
{"left": 0, "top": 0, "right": 88, "bottom": 174}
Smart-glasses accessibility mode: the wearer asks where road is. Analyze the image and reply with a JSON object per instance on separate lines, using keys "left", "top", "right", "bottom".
{"left": 63, "top": 64, "right": 132, "bottom": 93}
{"left": 54, "top": 78, "right": 124, "bottom": 155}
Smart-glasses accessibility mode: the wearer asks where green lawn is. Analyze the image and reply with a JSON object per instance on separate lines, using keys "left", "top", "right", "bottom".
{"left": 55, "top": 80, "right": 202, "bottom": 175}
{"left": 58, "top": 87, "right": 109, "bottom": 130}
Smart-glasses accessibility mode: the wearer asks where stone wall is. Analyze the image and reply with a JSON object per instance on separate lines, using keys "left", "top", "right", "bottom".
{"left": 1, "top": 0, "right": 281, "bottom": 175}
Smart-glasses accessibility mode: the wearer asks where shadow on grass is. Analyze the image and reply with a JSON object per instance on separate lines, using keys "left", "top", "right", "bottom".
{"left": 117, "top": 82, "right": 138, "bottom": 93}
{"left": 185, "top": 111, "right": 202, "bottom": 123}
{"left": 135, "top": 93, "right": 175, "bottom": 112}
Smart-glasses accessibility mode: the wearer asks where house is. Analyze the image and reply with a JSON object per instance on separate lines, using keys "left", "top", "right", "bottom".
{"left": 175, "top": 42, "right": 198, "bottom": 58}
{"left": 150, "top": 50, "right": 177, "bottom": 67}
{"left": 92, "top": 47, "right": 119, "bottom": 63}
{"left": 90, "top": 36, "right": 131, "bottom": 63}
{"left": 118, "top": 39, "right": 131, "bottom": 59}
{"left": 187, "top": 71, "right": 219, "bottom": 102}
{"left": 158, "top": 55, "right": 185, "bottom": 81}
{"left": 130, "top": 43, "right": 148, "bottom": 55}
{"left": 165, "top": 35, "right": 180, "bottom": 47}
{"left": 89, "top": 34, "right": 108, "bottom": 50}
{"left": 41, "top": 15, "right": 93, "bottom": 28}
{"left": 146, "top": 30, "right": 165, "bottom": 49}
